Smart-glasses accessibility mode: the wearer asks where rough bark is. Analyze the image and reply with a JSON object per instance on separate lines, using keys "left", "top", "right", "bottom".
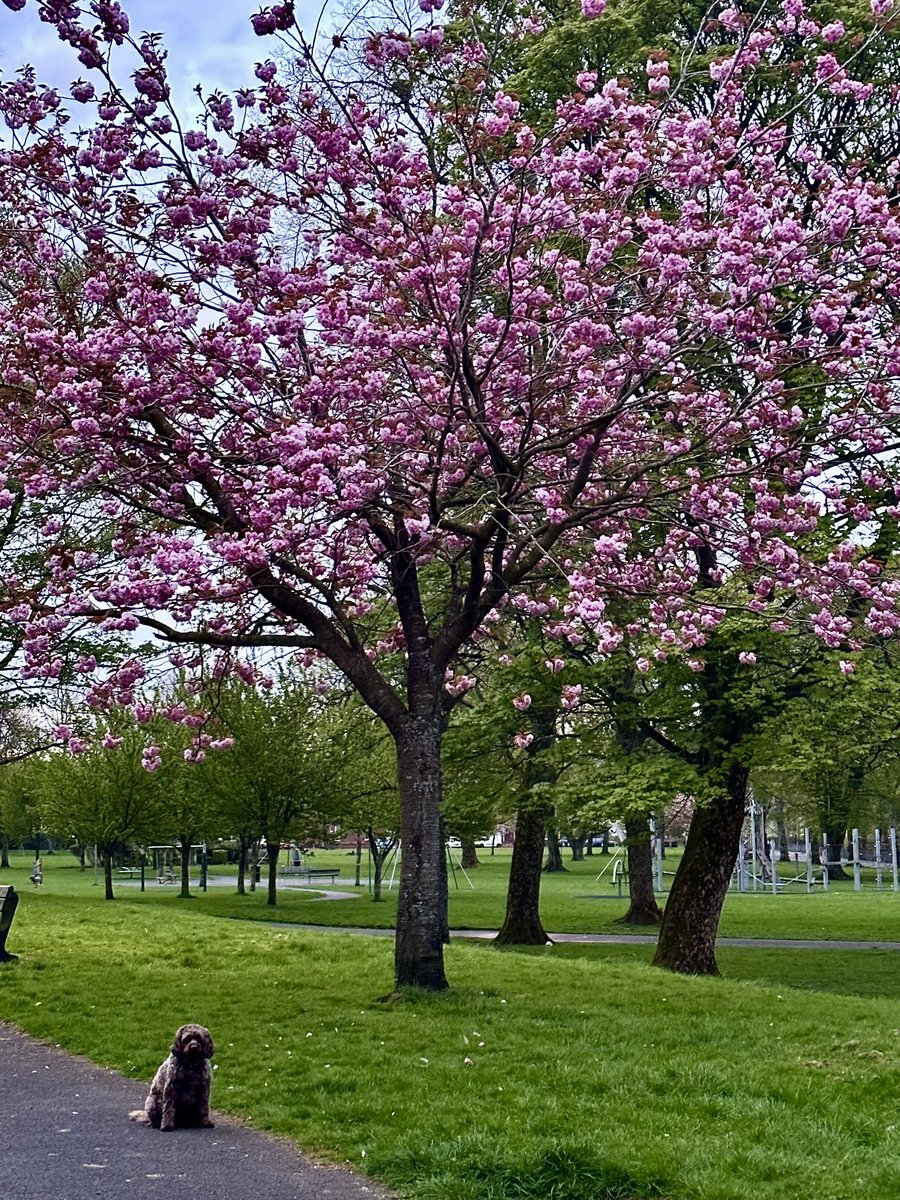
{"left": 1, "top": 835, "right": 9, "bottom": 869}
{"left": 495, "top": 700, "right": 558, "bottom": 945}
{"left": 103, "top": 850, "right": 114, "bottom": 901}
{"left": 266, "top": 839, "right": 280, "bottom": 906}
{"left": 544, "top": 826, "right": 566, "bottom": 872}
{"left": 652, "top": 763, "right": 749, "bottom": 975}
{"left": 393, "top": 712, "right": 448, "bottom": 991}
{"left": 618, "top": 814, "right": 663, "bottom": 926}
{"left": 236, "top": 837, "right": 248, "bottom": 895}
{"left": 569, "top": 836, "right": 586, "bottom": 862}
{"left": 495, "top": 802, "right": 552, "bottom": 944}
{"left": 822, "top": 824, "right": 850, "bottom": 880}
{"left": 460, "top": 838, "right": 479, "bottom": 869}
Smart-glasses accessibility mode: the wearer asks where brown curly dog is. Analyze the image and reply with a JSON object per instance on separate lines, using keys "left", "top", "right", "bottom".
{"left": 129, "top": 1024, "right": 215, "bottom": 1131}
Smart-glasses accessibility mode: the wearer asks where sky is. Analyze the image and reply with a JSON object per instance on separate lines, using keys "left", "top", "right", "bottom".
{"left": 0, "top": 0, "right": 328, "bottom": 117}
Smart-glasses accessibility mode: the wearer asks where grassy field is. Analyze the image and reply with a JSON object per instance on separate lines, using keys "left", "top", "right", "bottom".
{"left": 6, "top": 844, "right": 898, "bottom": 944}
{"left": 2, "top": 850, "right": 900, "bottom": 1199}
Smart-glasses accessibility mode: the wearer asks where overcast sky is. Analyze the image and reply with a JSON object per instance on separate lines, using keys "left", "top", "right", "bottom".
{"left": 0, "top": 1, "right": 327, "bottom": 118}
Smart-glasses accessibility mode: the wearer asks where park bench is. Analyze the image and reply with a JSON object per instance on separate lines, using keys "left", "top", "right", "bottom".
{"left": 0, "top": 884, "right": 20, "bottom": 962}
{"left": 300, "top": 867, "right": 340, "bottom": 884}
{"left": 118, "top": 865, "right": 140, "bottom": 878}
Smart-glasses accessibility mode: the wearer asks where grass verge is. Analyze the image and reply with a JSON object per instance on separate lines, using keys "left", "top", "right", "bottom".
{"left": 2, "top": 890, "right": 900, "bottom": 1199}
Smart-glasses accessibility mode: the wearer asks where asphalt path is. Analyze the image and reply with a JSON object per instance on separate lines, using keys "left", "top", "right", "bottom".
{"left": 1, "top": 1024, "right": 392, "bottom": 1200}
{"left": 258, "top": 922, "right": 900, "bottom": 950}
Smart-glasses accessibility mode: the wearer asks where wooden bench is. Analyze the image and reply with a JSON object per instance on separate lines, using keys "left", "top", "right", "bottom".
{"left": 0, "top": 884, "right": 20, "bottom": 962}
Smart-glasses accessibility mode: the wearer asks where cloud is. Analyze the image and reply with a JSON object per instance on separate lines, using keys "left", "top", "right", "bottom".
{"left": 0, "top": 0, "right": 325, "bottom": 117}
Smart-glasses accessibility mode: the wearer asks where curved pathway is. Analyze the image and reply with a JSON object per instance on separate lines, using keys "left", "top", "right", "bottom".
{"left": 258, "top": 922, "right": 900, "bottom": 950}
{"left": 1, "top": 1024, "right": 392, "bottom": 1200}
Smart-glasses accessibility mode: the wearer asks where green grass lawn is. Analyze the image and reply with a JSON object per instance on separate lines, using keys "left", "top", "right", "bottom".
{"left": 2, "top": 883, "right": 900, "bottom": 1200}
{"left": 9, "top": 845, "right": 898, "bottom": 943}
{"left": 3, "top": 851, "right": 900, "bottom": 1198}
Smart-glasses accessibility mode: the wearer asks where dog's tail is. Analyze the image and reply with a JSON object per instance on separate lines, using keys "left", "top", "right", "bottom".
{"left": 128, "top": 1109, "right": 151, "bottom": 1124}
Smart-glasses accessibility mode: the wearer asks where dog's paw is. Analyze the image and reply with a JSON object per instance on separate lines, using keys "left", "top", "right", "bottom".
{"left": 128, "top": 1110, "right": 150, "bottom": 1124}
{"left": 160, "top": 1123, "right": 175, "bottom": 1132}
{"left": 201, "top": 1119, "right": 215, "bottom": 1128}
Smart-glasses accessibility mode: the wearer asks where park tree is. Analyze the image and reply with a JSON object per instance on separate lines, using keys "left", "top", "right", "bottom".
{"left": 326, "top": 698, "right": 403, "bottom": 900}
{"left": 0, "top": 758, "right": 39, "bottom": 867}
{"left": 3, "top": 1, "right": 900, "bottom": 988}
{"left": 37, "top": 716, "right": 167, "bottom": 898}
{"left": 754, "top": 648, "right": 900, "bottom": 875}
{"left": 199, "top": 678, "right": 342, "bottom": 905}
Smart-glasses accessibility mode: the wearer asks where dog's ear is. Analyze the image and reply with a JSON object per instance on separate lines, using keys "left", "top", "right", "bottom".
{"left": 202, "top": 1029, "right": 215, "bottom": 1059}
{"left": 171, "top": 1025, "right": 188, "bottom": 1056}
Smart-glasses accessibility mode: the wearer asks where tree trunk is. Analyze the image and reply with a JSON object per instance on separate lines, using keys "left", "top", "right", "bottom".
{"left": 236, "top": 837, "right": 248, "bottom": 895}
{"left": 774, "top": 798, "right": 791, "bottom": 862}
{"left": 653, "top": 764, "right": 749, "bottom": 975}
{"left": 179, "top": 837, "right": 192, "bottom": 899}
{"left": 266, "top": 839, "right": 280, "bottom": 906}
{"left": 103, "top": 851, "right": 115, "bottom": 901}
{"left": 495, "top": 803, "right": 552, "bottom": 944}
{"left": 544, "top": 826, "right": 566, "bottom": 872}
{"left": 393, "top": 714, "right": 448, "bottom": 991}
{"left": 0, "top": 835, "right": 9, "bottom": 869}
{"left": 618, "top": 814, "right": 663, "bottom": 926}
{"left": 822, "top": 824, "right": 850, "bottom": 880}
{"left": 367, "top": 828, "right": 396, "bottom": 902}
{"left": 460, "top": 838, "right": 479, "bottom": 869}
{"left": 569, "top": 836, "right": 586, "bottom": 862}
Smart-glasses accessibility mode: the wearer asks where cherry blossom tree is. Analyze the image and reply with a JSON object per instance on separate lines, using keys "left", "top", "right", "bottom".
{"left": 1, "top": 0, "right": 900, "bottom": 987}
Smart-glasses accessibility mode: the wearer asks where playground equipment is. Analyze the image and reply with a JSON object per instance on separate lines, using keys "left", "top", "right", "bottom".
{"left": 382, "top": 841, "right": 475, "bottom": 892}
{"left": 146, "top": 844, "right": 208, "bottom": 889}
{"left": 149, "top": 845, "right": 175, "bottom": 883}
{"left": 730, "top": 810, "right": 900, "bottom": 894}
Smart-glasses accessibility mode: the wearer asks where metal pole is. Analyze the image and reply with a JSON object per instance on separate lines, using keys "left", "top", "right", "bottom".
{"left": 875, "top": 829, "right": 882, "bottom": 891}
{"left": 805, "top": 828, "right": 813, "bottom": 892}
{"left": 891, "top": 828, "right": 899, "bottom": 892}
{"left": 140, "top": 846, "right": 146, "bottom": 893}
{"left": 770, "top": 839, "right": 778, "bottom": 895}
{"left": 821, "top": 838, "right": 829, "bottom": 891}
{"left": 200, "top": 843, "right": 208, "bottom": 892}
{"left": 852, "top": 828, "right": 861, "bottom": 892}
{"left": 749, "top": 808, "right": 758, "bottom": 892}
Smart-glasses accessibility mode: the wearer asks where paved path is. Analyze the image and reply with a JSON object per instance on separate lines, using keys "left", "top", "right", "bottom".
{"left": 266, "top": 923, "right": 900, "bottom": 950}
{"left": 1, "top": 1024, "right": 391, "bottom": 1200}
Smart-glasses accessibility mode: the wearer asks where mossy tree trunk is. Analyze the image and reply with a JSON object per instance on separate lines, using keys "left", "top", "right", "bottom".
{"left": 653, "top": 762, "right": 749, "bottom": 975}
{"left": 460, "top": 838, "right": 479, "bottom": 869}
{"left": 618, "top": 814, "right": 663, "bottom": 926}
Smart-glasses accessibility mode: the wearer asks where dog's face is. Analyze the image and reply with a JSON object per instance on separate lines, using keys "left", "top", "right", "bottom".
{"left": 171, "top": 1024, "right": 214, "bottom": 1063}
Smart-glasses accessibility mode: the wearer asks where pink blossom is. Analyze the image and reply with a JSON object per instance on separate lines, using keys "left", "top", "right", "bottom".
{"left": 738, "top": 651, "right": 757, "bottom": 665}
{"left": 512, "top": 694, "right": 532, "bottom": 711}
{"left": 580, "top": 0, "right": 606, "bottom": 16}
{"left": 514, "top": 732, "right": 534, "bottom": 749}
